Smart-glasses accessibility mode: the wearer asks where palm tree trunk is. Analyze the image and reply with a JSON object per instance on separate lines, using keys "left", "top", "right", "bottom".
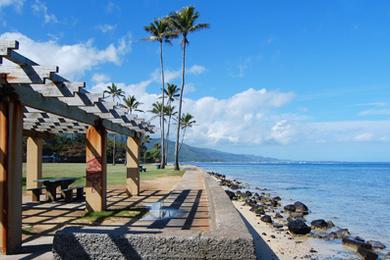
{"left": 165, "top": 110, "right": 172, "bottom": 165}
{"left": 159, "top": 41, "right": 166, "bottom": 169}
{"left": 174, "top": 41, "right": 187, "bottom": 170}
{"left": 179, "top": 127, "right": 186, "bottom": 153}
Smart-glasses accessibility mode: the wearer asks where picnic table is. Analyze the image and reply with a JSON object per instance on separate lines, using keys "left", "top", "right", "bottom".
{"left": 35, "top": 177, "right": 77, "bottom": 201}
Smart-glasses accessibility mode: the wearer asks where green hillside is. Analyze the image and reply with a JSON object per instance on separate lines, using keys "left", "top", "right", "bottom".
{"left": 147, "top": 139, "right": 279, "bottom": 162}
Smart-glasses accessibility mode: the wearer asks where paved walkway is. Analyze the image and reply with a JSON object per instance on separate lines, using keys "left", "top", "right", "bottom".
{"left": 3, "top": 168, "right": 209, "bottom": 259}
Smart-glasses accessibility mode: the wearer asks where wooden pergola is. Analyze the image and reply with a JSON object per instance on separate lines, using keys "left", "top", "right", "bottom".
{"left": 0, "top": 40, "right": 154, "bottom": 254}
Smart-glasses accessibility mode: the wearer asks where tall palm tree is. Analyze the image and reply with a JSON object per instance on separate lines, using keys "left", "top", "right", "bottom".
{"left": 169, "top": 6, "right": 209, "bottom": 170}
{"left": 179, "top": 113, "right": 196, "bottom": 152}
{"left": 149, "top": 101, "right": 165, "bottom": 121}
{"left": 145, "top": 18, "right": 177, "bottom": 169}
{"left": 164, "top": 104, "right": 177, "bottom": 164}
{"left": 163, "top": 83, "right": 180, "bottom": 163}
{"left": 103, "top": 83, "right": 125, "bottom": 165}
{"left": 103, "top": 83, "right": 125, "bottom": 105}
{"left": 123, "top": 95, "right": 143, "bottom": 114}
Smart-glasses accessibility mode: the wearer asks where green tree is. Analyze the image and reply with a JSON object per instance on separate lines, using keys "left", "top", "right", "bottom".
{"left": 145, "top": 18, "right": 177, "bottom": 169}
{"left": 103, "top": 83, "right": 125, "bottom": 165}
{"left": 103, "top": 83, "right": 125, "bottom": 105}
{"left": 164, "top": 104, "right": 177, "bottom": 164}
{"left": 163, "top": 83, "right": 180, "bottom": 163}
{"left": 179, "top": 113, "right": 196, "bottom": 152}
{"left": 169, "top": 6, "right": 209, "bottom": 170}
{"left": 123, "top": 95, "right": 143, "bottom": 114}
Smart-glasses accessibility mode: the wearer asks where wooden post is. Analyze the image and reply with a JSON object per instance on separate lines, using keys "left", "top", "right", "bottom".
{"left": 26, "top": 137, "right": 43, "bottom": 201}
{"left": 85, "top": 123, "right": 107, "bottom": 212}
{"left": 126, "top": 136, "right": 140, "bottom": 196}
{"left": 0, "top": 98, "right": 23, "bottom": 254}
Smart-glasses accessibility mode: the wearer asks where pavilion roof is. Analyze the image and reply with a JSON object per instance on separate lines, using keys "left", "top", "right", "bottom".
{"left": 0, "top": 40, "right": 154, "bottom": 137}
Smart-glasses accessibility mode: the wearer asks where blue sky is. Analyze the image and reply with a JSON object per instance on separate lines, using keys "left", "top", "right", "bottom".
{"left": 1, "top": 0, "right": 390, "bottom": 161}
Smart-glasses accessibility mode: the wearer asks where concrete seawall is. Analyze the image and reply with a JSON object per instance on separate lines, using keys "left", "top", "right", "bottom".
{"left": 53, "top": 168, "right": 256, "bottom": 259}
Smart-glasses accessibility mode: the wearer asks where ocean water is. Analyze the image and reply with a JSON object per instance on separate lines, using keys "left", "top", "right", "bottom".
{"left": 195, "top": 162, "right": 390, "bottom": 249}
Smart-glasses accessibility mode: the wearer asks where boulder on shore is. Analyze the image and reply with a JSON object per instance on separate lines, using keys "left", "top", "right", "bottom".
{"left": 260, "top": 215, "right": 273, "bottom": 224}
{"left": 324, "top": 228, "right": 350, "bottom": 240}
{"left": 342, "top": 236, "right": 372, "bottom": 249}
{"left": 225, "top": 190, "right": 236, "bottom": 200}
{"left": 357, "top": 245, "right": 378, "bottom": 260}
{"left": 367, "top": 240, "right": 386, "bottom": 250}
{"left": 311, "top": 219, "right": 330, "bottom": 229}
{"left": 284, "top": 204, "right": 296, "bottom": 212}
{"left": 294, "top": 201, "right": 309, "bottom": 214}
{"left": 287, "top": 219, "right": 311, "bottom": 235}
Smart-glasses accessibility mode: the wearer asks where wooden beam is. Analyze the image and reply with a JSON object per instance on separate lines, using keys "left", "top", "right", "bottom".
{"left": 126, "top": 136, "right": 140, "bottom": 196}
{"left": 0, "top": 98, "right": 23, "bottom": 254}
{"left": 23, "top": 129, "right": 54, "bottom": 139}
{"left": 26, "top": 137, "right": 43, "bottom": 201}
{"left": 85, "top": 124, "right": 107, "bottom": 211}
{"left": 0, "top": 66, "right": 58, "bottom": 84}
{"left": 31, "top": 81, "right": 85, "bottom": 97}
{"left": 0, "top": 40, "right": 19, "bottom": 56}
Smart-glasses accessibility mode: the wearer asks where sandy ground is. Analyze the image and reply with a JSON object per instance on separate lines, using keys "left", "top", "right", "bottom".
{"left": 233, "top": 201, "right": 358, "bottom": 260}
{"left": 140, "top": 175, "right": 183, "bottom": 191}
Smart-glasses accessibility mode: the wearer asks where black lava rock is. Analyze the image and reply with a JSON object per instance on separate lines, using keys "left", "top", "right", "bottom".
{"left": 311, "top": 219, "right": 329, "bottom": 229}
{"left": 367, "top": 240, "right": 386, "bottom": 250}
{"left": 287, "top": 219, "right": 311, "bottom": 235}
{"left": 225, "top": 190, "right": 236, "bottom": 200}
{"left": 260, "top": 215, "right": 273, "bottom": 224}
{"left": 284, "top": 204, "right": 296, "bottom": 212}
{"left": 357, "top": 245, "right": 378, "bottom": 260}
{"left": 294, "top": 201, "right": 309, "bottom": 214}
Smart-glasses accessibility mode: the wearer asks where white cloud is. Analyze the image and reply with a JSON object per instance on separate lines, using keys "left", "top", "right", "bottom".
{"left": 358, "top": 109, "right": 390, "bottom": 116}
{"left": 31, "top": 0, "right": 58, "bottom": 24}
{"left": 97, "top": 24, "right": 116, "bottom": 33}
{"left": 0, "top": 32, "right": 132, "bottom": 79}
{"left": 92, "top": 73, "right": 110, "bottom": 83}
{"left": 188, "top": 64, "right": 206, "bottom": 75}
{"left": 305, "top": 121, "right": 390, "bottom": 143}
{"left": 354, "top": 133, "right": 373, "bottom": 142}
{"left": 269, "top": 120, "right": 295, "bottom": 144}
{"left": 0, "top": 0, "right": 23, "bottom": 11}
{"left": 89, "top": 71, "right": 390, "bottom": 148}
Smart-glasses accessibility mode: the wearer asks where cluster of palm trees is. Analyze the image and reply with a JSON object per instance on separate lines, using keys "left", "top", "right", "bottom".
{"left": 144, "top": 6, "right": 208, "bottom": 170}
{"left": 102, "top": 6, "right": 208, "bottom": 170}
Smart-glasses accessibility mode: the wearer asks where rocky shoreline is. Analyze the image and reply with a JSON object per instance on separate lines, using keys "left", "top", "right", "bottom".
{"left": 207, "top": 171, "right": 389, "bottom": 260}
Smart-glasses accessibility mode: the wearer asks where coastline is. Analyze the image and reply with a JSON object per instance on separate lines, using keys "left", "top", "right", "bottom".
{"left": 204, "top": 170, "right": 389, "bottom": 260}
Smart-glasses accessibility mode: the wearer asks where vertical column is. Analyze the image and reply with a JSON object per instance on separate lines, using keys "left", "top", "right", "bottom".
{"left": 0, "top": 99, "right": 23, "bottom": 255}
{"left": 126, "top": 136, "right": 140, "bottom": 196}
{"left": 26, "top": 137, "right": 43, "bottom": 201}
{"left": 85, "top": 123, "right": 107, "bottom": 212}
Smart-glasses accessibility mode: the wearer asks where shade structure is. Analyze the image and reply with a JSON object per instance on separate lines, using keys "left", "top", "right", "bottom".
{"left": 0, "top": 40, "right": 154, "bottom": 255}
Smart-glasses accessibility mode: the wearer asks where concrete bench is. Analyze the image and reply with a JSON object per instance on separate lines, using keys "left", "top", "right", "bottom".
{"left": 53, "top": 169, "right": 256, "bottom": 259}
{"left": 26, "top": 187, "right": 46, "bottom": 202}
{"left": 60, "top": 186, "right": 84, "bottom": 202}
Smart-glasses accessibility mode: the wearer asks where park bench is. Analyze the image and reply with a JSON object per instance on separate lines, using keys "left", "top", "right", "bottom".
{"left": 27, "top": 187, "right": 46, "bottom": 202}
{"left": 60, "top": 186, "right": 84, "bottom": 202}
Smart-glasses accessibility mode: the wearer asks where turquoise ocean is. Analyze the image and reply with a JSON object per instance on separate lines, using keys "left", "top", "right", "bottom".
{"left": 195, "top": 162, "right": 390, "bottom": 249}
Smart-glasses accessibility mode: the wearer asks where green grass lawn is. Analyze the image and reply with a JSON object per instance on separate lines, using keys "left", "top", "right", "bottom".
{"left": 22, "top": 163, "right": 184, "bottom": 190}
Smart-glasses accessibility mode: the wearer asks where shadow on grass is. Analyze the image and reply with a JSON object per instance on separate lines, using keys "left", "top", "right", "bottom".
{"left": 78, "top": 207, "right": 149, "bottom": 226}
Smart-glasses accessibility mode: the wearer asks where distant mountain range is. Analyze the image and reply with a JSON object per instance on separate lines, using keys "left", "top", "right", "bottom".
{"left": 147, "top": 138, "right": 280, "bottom": 163}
